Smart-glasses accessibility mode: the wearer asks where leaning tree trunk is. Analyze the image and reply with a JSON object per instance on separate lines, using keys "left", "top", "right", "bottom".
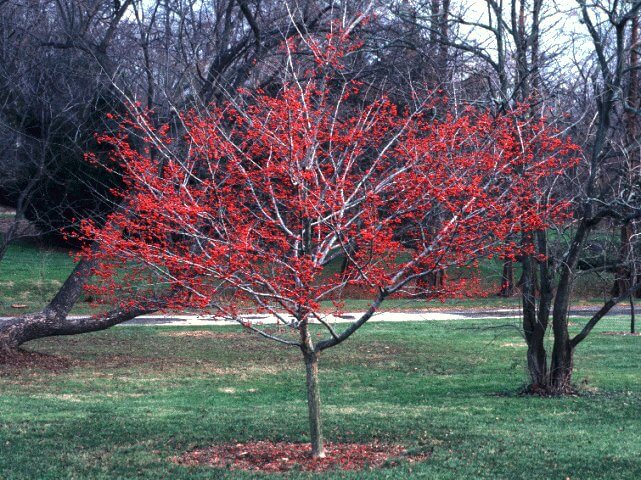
{"left": 0, "top": 257, "right": 156, "bottom": 355}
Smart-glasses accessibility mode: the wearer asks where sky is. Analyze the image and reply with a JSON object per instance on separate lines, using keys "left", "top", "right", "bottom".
{"left": 454, "top": 0, "right": 592, "bottom": 66}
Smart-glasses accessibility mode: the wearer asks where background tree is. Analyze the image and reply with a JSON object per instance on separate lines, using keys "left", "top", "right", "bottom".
{"left": 394, "top": 0, "right": 641, "bottom": 392}
{"left": 516, "top": 0, "right": 641, "bottom": 392}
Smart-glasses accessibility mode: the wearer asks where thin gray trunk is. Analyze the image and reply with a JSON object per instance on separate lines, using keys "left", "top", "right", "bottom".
{"left": 303, "top": 349, "right": 324, "bottom": 458}
{"left": 299, "top": 319, "right": 325, "bottom": 458}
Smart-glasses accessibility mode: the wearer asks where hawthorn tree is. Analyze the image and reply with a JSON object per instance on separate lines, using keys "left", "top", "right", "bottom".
{"left": 82, "top": 28, "right": 577, "bottom": 458}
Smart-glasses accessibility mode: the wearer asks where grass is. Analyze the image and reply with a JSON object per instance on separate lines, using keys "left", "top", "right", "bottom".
{"left": 0, "top": 241, "right": 80, "bottom": 314}
{"left": 1, "top": 318, "right": 640, "bottom": 478}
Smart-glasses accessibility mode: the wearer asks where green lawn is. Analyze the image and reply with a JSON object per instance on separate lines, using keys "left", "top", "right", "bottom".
{"left": 1, "top": 319, "right": 640, "bottom": 479}
{"left": 0, "top": 242, "right": 79, "bottom": 314}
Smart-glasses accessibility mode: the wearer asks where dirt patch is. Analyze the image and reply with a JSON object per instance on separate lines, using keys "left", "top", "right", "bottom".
{"left": 601, "top": 331, "right": 641, "bottom": 336}
{"left": 0, "top": 216, "right": 40, "bottom": 236}
{"left": 159, "top": 329, "right": 295, "bottom": 343}
{"left": 172, "top": 441, "right": 430, "bottom": 473}
{"left": 519, "top": 383, "right": 579, "bottom": 397}
{"left": 0, "top": 349, "right": 76, "bottom": 373}
{"left": 90, "top": 354, "right": 295, "bottom": 378}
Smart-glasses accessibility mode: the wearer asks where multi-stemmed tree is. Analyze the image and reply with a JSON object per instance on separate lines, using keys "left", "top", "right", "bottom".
{"left": 81, "top": 29, "right": 577, "bottom": 458}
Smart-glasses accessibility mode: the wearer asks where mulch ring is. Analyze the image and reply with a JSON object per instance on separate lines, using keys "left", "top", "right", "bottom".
{"left": 601, "top": 331, "right": 641, "bottom": 336}
{"left": 172, "top": 441, "right": 430, "bottom": 473}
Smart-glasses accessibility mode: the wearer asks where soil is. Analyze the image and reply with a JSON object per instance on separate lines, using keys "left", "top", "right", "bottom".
{"left": 519, "top": 383, "right": 579, "bottom": 397}
{"left": 0, "top": 216, "right": 40, "bottom": 237}
{"left": 0, "top": 349, "right": 76, "bottom": 373}
{"left": 171, "top": 441, "right": 430, "bottom": 473}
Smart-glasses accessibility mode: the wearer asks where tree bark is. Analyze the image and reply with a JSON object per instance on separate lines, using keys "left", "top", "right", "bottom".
{"left": 498, "top": 260, "right": 515, "bottom": 297}
{"left": 522, "top": 251, "right": 548, "bottom": 386}
{"left": 0, "top": 256, "right": 158, "bottom": 355}
{"left": 416, "top": 268, "right": 445, "bottom": 295}
{"left": 613, "top": 222, "right": 634, "bottom": 297}
{"left": 298, "top": 316, "right": 325, "bottom": 459}
{"left": 303, "top": 349, "right": 325, "bottom": 458}
{"left": 0, "top": 306, "right": 153, "bottom": 354}
{"left": 547, "top": 279, "right": 575, "bottom": 393}
{"left": 521, "top": 230, "right": 551, "bottom": 388}
{"left": 550, "top": 332, "right": 574, "bottom": 393}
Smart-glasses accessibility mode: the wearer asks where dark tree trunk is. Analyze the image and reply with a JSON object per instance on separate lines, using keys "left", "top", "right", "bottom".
{"left": 550, "top": 333, "right": 574, "bottom": 393}
{"left": 549, "top": 227, "right": 580, "bottom": 394}
{"left": 547, "top": 296, "right": 574, "bottom": 394}
{"left": 498, "top": 260, "right": 515, "bottom": 297}
{"left": 0, "top": 257, "right": 157, "bottom": 356}
{"left": 428, "top": 269, "right": 445, "bottom": 289}
{"left": 521, "top": 249, "right": 548, "bottom": 386}
{"left": 339, "top": 255, "right": 350, "bottom": 274}
{"left": 524, "top": 323, "right": 548, "bottom": 387}
{"left": 0, "top": 307, "right": 152, "bottom": 354}
{"left": 613, "top": 223, "right": 634, "bottom": 297}
{"left": 625, "top": 14, "right": 640, "bottom": 298}
{"left": 521, "top": 231, "right": 552, "bottom": 388}
{"left": 417, "top": 269, "right": 446, "bottom": 295}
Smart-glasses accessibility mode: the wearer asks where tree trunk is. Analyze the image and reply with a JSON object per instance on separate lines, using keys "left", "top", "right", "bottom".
{"left": 613, "top": 223, "right": 634, "bottom": 297}
{"left": 625, "top": 13, "right": 640, "bottom": 298}
{"left": 498, "top": 260, "right": 515, "bottom": 297}
{"left": 550, "top": 272, "right": 574, "bottom": 394}
{"left": 547, "top": 297, "right": 575, "bottom": 394}
{"left": 522, "top": 256, "right": 548, "bottom": 385}
{"left": 521, "top": 231, "right": 550, "bottom": 388}
{"left": 0, "top": 307, "right": 153, "bottom": 354}
{"left": 550, "top": 335, "right": 574, "bottom": 393}
{"left": 0, "top": 257, "right": 158, "bottom": 356}
{"left": 303, "top": 349, "right": 325, "bottom": 458}
{"left": 339, "top": 255, "right": 350, "bottom": 274}
{"left": 417, "top": 268, "right": 446, "bottom": 295}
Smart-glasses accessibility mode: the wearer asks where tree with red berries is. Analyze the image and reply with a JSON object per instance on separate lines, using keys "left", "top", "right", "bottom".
{"left": 81, "top": 27, "right": 578, "bottom": 458}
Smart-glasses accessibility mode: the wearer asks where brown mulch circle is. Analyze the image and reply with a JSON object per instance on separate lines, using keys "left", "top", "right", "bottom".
{"left": 601, "top": 331, "right": 641, "bottom": 336}
{"left": 172, "top": 441, "right": 430, "bottom": 473}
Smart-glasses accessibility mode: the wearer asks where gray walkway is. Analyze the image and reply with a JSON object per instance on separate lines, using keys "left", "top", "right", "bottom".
{"left": 0, "top": 305, "right": 637, "bottom": 327}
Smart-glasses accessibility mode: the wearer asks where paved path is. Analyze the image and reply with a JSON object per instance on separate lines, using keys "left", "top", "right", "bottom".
{"left": 1, "top": 305, "right": 637, "bottom": 327}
